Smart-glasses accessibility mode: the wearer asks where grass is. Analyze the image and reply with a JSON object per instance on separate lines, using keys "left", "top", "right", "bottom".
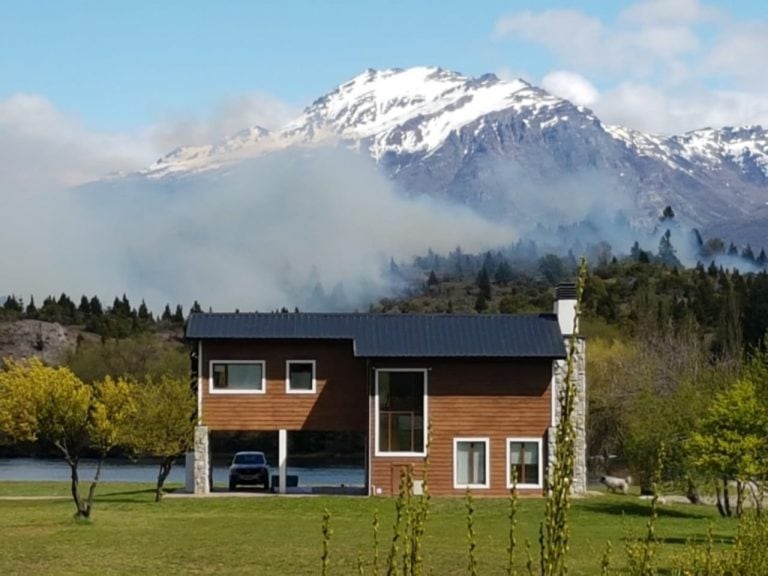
{"left": 0, "top": 482, "right": 737, "bottom": 575}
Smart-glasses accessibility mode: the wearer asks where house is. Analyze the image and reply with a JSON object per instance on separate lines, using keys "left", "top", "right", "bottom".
{"left": 185, "top": 284, "right": 586, "bottom": 497}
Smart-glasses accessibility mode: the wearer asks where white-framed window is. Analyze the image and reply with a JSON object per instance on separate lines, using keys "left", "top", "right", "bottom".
{"left": 507, "top": 438, "right": 543, "bottom": 489}
{"left": 286, "top": 360, "right": 316, "bottom": 394}
{"left": 209, "top": 360, "right": 265, "bottom": 394}
{"left": 453, "top": 438, "right": 490, "bottom": 489}
{"left": 375, "top": 368, "right": 427, "bottom": 456}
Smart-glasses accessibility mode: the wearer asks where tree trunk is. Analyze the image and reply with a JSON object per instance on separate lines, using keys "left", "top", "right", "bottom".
{"left": 83, "top": 456, "right": 105, "bottom": 517}
{"left": 723, "top": 477, "right": 732, "bottom": 517}
{"left": 55, "top": 440, "right": 88, "bottom": 518}
{"left": 736, "top": 480, "right": 745, "bottom": 517}
{"left": 686, "top": 477, "right": 702, "bottom": 505}
{"left": 715, "top": 483, "right": 726, "bottom": 518}
{"left": 155, "top": 457, "right": 175, "bottom": 502}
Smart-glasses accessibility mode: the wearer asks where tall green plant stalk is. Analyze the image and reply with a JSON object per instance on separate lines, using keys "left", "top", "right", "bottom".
{"left": 625, "top": 443, "right": 664, "bottom": 576}
{"left": 386, "top": 468, "right": 409, "bottom": 576}
{"left": 401, "top": 468, "right": 414, "bottom": 576}
{"left": 507, "top": 469, "right": 519, "bottom": 576}
{"left": 321, "top": 508, "right": 332, "bottom": 576}
{"left": 372, "top": 509, "right": 381, "bottom": 576}
{"left": 540, "top": 257, "right": 587, "bottom": 576}
{"left": 600, "top": 541, "right": 612, "bottom": 576}
{"left": 465, "top": 488, "right": 478, "bottom": 576}
{"left": 409, "top": 423, "right": 432, "bottom": 576}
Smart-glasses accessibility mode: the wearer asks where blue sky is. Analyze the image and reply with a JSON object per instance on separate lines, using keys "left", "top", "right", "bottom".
{"left": 3, "top": 0, "right": 765, "bottom": 135}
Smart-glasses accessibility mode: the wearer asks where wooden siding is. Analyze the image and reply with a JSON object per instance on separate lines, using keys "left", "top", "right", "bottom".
{"left": 369, "top": 358, "right": 552, "bottom": 497}
{"left": 200, "top": 340, "right": 368, "bottom": 432}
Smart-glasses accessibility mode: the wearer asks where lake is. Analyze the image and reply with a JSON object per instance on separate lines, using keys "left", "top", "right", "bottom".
{"left": 0, "top": 457, "right": 365, "bottom": 487}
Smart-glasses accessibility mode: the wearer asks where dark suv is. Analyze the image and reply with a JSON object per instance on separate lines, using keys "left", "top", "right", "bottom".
{"left": 228, "top": 451, "right": 270, "bottom": 491}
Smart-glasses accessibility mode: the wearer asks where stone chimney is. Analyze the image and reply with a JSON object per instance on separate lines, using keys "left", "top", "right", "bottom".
{"left": 554, "top": 282, "right": 578, "bottom": 336}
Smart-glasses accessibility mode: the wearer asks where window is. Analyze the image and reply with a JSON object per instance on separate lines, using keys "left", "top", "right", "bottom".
{"left": 376, "top": 369, "right": 427, "bottom": 455}
{"left": 507, "top": 438, "right": 543, "bottom": 488}
{"left": 286, "top": 360, "right": 316, "bottom": 393}
{"left": 209, "top": 361, "right": 265, "bottom": 394}
{"left": 454, "top": 438, "right": 489, "bottom": 489}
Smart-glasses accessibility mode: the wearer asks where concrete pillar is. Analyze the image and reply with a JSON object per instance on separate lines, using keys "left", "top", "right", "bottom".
{"left": 278, "top": 429, "right": 287, "bottom": 494}
{"left": 193, "top": 425, "right": 210, "bottom": 495}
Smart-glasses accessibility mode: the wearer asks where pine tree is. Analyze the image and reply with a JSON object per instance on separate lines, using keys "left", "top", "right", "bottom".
{"left": 427, "top": 270, "right": 439, "bottom": 287}
{"left": 89, "top": 296, "right": 103, "bottom": 316}
{"left": 475, "top": 267, "right": 492, "bottom": 300}
{"left": 657, "top": 229, "right": 682, "bottom": 267}
{"left": 138, "top": 300, "right": 151, "bottom": 321}
{"left": 162, "top": 304, "right": 172, "bottom": 321}
{"left": 3, "top": 295, "right": 22, "bottom": 312}
{"left": 25, "top": 295, "right": 37, "bottom": 318}
{"left": 494, "top": 260, "right": 513, "bottom": 286}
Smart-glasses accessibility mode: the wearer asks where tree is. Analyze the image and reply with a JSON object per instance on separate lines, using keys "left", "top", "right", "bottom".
{"left": 3, "top": 294, "right": 22, "bottom": 313}
{"left": 426, "top": 270, "right": 439, "bottom": 288}
{"left": 494, "top": 259, "right": 513, "bottom": 286}
{"left": 687, "top": 379, "right": 768, "bottom": 517}
{"left": 127, "top": 375, "right": 196, "bottom": 502}
{"left": 475, "top": 267, "right": 491, "bottom": 300}
{"left": 0, "top": 358, "right": 135, "bottom": 518}
{"left": 538, "top": 254, "right": 567, "bottom": 285}
{"left": 67, "top": 333, "right": 188, "bottom": 384}
{"left": 25, "top": 295, "right": 38, "bottom": 318}
{"left": 657, "top": 229, "right": 681, "bottom": 267}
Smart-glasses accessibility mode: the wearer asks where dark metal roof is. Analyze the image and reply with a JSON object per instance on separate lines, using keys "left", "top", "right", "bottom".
{"left": 186, "top": 313, "right": 566, "bottom": 359}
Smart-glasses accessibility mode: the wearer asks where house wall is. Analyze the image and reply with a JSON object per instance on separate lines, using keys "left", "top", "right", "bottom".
{"left": 199, "top": 339, "right": 368, "bottom": 432}
{"left": 368, "top": 358, "right": 553, "bottom": 497}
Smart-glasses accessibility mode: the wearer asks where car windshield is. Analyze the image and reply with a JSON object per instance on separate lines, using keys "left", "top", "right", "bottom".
{"left": 233, "top": 453, "right": 265, "bottom": 465}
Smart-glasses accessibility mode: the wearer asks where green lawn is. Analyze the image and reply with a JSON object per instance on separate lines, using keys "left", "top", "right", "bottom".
{"left": 0, "top": 482, "right": 736, "bottom": 575}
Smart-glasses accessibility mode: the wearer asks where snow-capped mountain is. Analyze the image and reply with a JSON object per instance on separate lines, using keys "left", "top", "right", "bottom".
{"left": 138, "top": 66, "right": 768, "bottom": 248}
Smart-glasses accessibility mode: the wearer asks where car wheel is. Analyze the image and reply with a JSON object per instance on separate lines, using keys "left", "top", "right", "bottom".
{"left": 229, "top": 480, "right": 236, "bottom": 491}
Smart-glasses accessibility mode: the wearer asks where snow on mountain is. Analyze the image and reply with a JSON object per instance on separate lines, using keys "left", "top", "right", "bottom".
{"left": 607, "top": 124, "right": 768, "bottom": 180}
{"left": 281, "top": 67, "right": 566, "bottom": 159}
{"left": 145, "top": 125, "right": 274, "bottom": 178}
{"left": 143, "top": 67, "right": 569, "bottom": 176}
{"left": 131, "top": 66, "right": 768, "bottom": 247}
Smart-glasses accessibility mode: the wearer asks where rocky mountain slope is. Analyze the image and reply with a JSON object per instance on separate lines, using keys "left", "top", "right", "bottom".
{"left": 134, "top": 67, "right": 768, "bottom": 248}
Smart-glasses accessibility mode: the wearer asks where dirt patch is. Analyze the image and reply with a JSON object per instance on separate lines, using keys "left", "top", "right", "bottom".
{"left": 0, "top": 320, "right": 79, "bottom": 365}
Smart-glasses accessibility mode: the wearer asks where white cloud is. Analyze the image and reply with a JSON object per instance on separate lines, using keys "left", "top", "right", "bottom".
{"left": 619, "top": 0, "right": 719, "bottom": 24}
{"left": 703, "top": 22, "right": 768, "bottom": 89}
{"left": 541, "top": 71, "right": 599, "bottom": 106}
{"left": 0, "top": 93, "right": 152, "bottom": 190}
{"left": 149, "top": 92, "right": 298, "bottom": 153}
{"left": 494, "top": 1, "right": 768, "bottom": 133}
